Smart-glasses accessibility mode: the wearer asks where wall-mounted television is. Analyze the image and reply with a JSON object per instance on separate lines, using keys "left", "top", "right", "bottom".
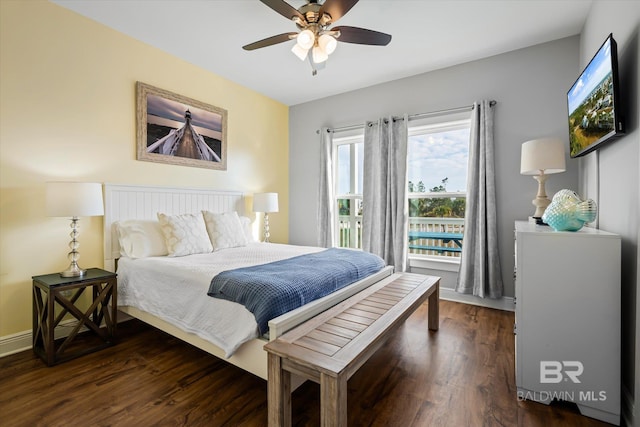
{"left": 567, "top": 33, "right": 624, "bottom": 158}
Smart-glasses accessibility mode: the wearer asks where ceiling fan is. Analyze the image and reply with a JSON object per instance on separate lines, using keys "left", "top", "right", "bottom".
{"left": 243, "top": 0, "right": 392, "bottom": 75}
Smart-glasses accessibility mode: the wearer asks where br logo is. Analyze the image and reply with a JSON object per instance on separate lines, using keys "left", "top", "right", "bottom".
{"left": 540, "top": 361, "right": 584, "bottom": 383}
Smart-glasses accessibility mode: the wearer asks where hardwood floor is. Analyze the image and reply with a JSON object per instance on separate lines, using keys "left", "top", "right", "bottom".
{"left": 0, "top": 301, "right": 610, "bottom": 426}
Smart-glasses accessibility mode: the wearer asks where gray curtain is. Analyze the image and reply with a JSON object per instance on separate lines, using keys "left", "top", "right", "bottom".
{"left": 317, "top": 127, "right": 336, "bottom": 248}
{"left": 362, "top": 115, "right": 409, "bottom": 272}
{"left": 456, "top": 100, "right": 503, "bottom": 298}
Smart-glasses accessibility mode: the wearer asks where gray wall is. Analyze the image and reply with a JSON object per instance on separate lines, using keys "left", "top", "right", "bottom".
{"left": 289, "top": 36, "right": 580, "bottom": 298}
{"left": 579, "top": 2, "right": 639, "bottom": 424}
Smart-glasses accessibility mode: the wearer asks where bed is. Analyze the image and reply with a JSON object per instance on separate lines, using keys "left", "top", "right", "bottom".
{"left": 104, "top": 183, "right": 393, "bottom": 380}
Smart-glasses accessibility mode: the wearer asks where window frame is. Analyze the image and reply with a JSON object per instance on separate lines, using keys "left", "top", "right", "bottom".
{"left": 330, "top": 115, "right": 471, "bottom": 269}
{"left": 333, "top": 134, "right": 364, "bottom": 249}
{"left": 406, "top": 117, "right": 471, "bottom": 265}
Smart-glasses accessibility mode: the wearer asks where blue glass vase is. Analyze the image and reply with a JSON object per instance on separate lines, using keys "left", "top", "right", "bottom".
{"left": 542, "top": 189, "right": 597, "bottom": 231}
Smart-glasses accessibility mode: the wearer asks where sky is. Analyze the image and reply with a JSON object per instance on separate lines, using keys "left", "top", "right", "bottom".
{"left": 147, "top": 94, "right": 223, "bottom": 132}
{"left": 407, "top": 128, "right": 469, "bottom": 192}
{"left": 336, "top": 127, "right": 469, "bottom": 195}
{"left": 567, "top": 38, "right": 612, "bottom": 114}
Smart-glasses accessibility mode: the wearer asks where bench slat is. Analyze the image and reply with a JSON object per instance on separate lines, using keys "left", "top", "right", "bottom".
{"left": 316, "top": 323, "right": 361, "bottom": 339}
{"left": 343, "top": 307, "right": 381, "bottom": 320}
{"left": 335, "top": 312, "right": 376, "bottom": 326}
{"left": 295, "top": 336, "right": 341, "bottom": 356}
{"left": 326, "top": 317, "right": 369, "bottom": 333}
{"left": 306, "top": 329, "right": 351, "bottom": 348}
{"left": 352, "top": 302, "right": 387, "bottom": 315}
{"left": 355, "top": 299, "right": 393, "bottom": 310}
{"left": 365, "top": 294, "right": 402, "bottom": 304}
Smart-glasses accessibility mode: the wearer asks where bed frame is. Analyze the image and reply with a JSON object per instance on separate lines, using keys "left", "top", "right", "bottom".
{"left": 103, "top": 183, "right": 393, "bottom": 380}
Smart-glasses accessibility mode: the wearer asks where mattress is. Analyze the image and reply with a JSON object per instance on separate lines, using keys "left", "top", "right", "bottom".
{"left": 117, "top": 242, "right": 323, "bottom": 357}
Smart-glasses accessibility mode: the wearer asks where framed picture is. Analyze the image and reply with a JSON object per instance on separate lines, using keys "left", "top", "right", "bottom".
{"left": 136, "top": 82, "right": 227, "bottom": 170}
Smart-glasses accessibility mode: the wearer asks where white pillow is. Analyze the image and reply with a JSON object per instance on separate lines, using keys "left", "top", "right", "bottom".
{"left": 157, "top": 212, "right": 213, "bottom": 257}
{"left": 202, "top": 211, "right": 248, "bottom": 251}
{"left": 239, "top": 216, "right": 256, "bottom": 242}
{"left": 115, "top": 220, "right": 168, "bottom": 258}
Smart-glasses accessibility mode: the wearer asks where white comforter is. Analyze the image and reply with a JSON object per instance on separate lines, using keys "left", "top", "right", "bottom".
{"left": 117, "top": 242, "right": 323, "bottom": 357}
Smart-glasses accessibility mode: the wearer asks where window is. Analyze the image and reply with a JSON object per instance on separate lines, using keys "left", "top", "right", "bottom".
{"left": 335, "top": 135, "right": 363, "bottom": 249}
{"left": 332, "top": 116, "right": 470, "bottom": 258}
{"left": 407, "top": 118, "right": 470, "bottom": 259}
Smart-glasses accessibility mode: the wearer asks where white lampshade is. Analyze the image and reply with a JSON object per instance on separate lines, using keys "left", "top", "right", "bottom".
{"left": 291, "top": 43, "right": 309, "bottom": 61}
{"left": 520, "top": 138, "right": 566, "bottom": 175}
{"left": 46, "top": 182, "right": 104, "bottom": 217}
{"left": 318, "top": 34, "right": 337, "bottom": 55}
{"left": 296, "top": 29, "right": 315, "bottom": 50}
{"left": 312, "top": 45, "right": 329, "bottom": 64}
{"left": 253, "top": 192, "right": 279, "bottom": 213}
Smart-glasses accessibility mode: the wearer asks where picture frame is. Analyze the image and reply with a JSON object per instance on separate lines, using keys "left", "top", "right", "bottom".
{"left": 136, "top": 82, "right": 227, "bottom": 170}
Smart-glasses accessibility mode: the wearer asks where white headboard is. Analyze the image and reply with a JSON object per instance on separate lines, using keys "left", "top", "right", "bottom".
{"left": 103, "top": 183, "right": 245, "bottom": 271}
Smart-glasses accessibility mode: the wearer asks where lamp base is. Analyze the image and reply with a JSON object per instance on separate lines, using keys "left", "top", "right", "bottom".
{"left": 528, "top": 216, "right": 548, "bottom": 226}
{"left": 263, "top": 212, "right": 271, "bottom": 243}
{"left": 60, "top": 263, "right": 87, "bottom": 278}
{"left": 60, "top": 216, "right": 86, "bottom": 277}
{"left": 531, "top": 173, "right": 551, "bottom": 218}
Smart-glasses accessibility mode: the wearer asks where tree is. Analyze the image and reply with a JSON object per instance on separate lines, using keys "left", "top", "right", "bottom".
{"left": 429, "top": 177, "right": 448, "bottom": 193}
{"left": 408, "top": 177, "right": 465, "bottom": 218}
{"left": 452, "top": 197, "right": 466, "bottom": 217}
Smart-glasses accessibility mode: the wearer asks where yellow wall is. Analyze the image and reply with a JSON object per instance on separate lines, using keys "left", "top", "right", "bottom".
{"left": 0, "top": 1, "right": 289, "bottom": 337}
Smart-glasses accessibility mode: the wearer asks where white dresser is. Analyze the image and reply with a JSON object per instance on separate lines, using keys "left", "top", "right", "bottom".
{"left": 514, "top": 221, "right": 621, "bottom": 425}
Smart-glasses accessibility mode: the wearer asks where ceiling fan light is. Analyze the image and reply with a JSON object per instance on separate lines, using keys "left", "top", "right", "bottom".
{"left": 312, "top": 45, "right": 329, "bottom": 64}
{"left": 291, "top": 43, "right": 309, "bottom": 61}
{"left": 318, "top": 34, "right": 337, "bottom": 55}
{"left": 296, "top": 29, "right": 315, "bottom": 50}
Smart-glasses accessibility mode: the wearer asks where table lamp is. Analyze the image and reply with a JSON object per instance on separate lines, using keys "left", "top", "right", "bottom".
{"left": 520, "top": 138, "right": 566, "bottom": 221}
{"left": 253, "top": 192, "right": 278, "bottom": 242}
{"left": 46, "top": 182, "right": 104, "bottom": 277}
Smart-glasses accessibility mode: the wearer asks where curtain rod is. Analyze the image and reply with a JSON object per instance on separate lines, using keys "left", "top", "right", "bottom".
{"left": 316, "top": 100, "right": 497, "bottom": 134}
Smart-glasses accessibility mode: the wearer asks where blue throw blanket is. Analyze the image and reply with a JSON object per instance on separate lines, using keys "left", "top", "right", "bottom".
{"left": 208, "top": 248, "right": 385, "bottom": 334}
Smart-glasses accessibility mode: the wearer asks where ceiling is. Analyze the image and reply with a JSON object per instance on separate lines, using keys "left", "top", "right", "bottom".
{"left": 51, "top": 0, "right": 593, "bottom": 106}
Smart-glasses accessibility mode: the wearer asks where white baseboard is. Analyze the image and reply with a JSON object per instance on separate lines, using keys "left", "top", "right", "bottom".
{"left": 0, "top": 315, "right": 133, "bottom": 359}
{"left": 439, "top": 287, "right": 515, "bottom": 312}
{"left": 0, "top": 329, "right": 32, "bottom": 358}
{"left": 0, "top": 319, "right": 86, "bottom": 358}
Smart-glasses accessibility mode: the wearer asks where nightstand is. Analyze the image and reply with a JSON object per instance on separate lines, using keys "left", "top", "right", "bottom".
{"left": 32, "top": 268, "right": 117, "bottom": 366}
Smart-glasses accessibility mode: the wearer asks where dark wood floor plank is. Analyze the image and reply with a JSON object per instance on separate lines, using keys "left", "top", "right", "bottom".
{"left": 0, "top": 301, "right": 609, "bottom": 426}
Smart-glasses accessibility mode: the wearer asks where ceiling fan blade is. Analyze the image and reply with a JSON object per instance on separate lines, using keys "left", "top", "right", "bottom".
{"left": 243, "top": 32, "right": 297, "bottom": 51}
{"left": 332, "top": 26, "right": 392, "bottom": 46}
{"left": 259, "top": 0, "right": 305, "bottom": 22}
{"left": 318, "top": 0, "right": 359, "bottom": 23}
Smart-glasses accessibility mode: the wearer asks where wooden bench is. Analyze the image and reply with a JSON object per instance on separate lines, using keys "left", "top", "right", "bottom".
{"left": 264, "top": 273, "right": 440, "bottom": 427}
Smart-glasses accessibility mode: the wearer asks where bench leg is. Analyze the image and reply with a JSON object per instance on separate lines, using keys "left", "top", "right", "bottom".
{"left": 428, "top": 284, "right": 439, "bottom": 331}
{"left": 320, "top": 372, "right": 347, "bottom": 427}
{"left": 268, "top": 353, "right": 291, "bottom": 427}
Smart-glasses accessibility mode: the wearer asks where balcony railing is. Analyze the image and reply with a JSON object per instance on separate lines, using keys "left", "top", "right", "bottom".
{"left": 337, "top": 215, "right": 464, "bottom": 258}
{"left": 339, "top": 218, "right": 362, "bottom": 249}
{"left": 407, "top": 217, "right": 464, "bottom": 257}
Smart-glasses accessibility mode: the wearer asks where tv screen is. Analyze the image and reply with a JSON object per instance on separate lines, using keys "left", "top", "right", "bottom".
{"left": 567, "top": 33, "right": 624, "bottom": 158}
